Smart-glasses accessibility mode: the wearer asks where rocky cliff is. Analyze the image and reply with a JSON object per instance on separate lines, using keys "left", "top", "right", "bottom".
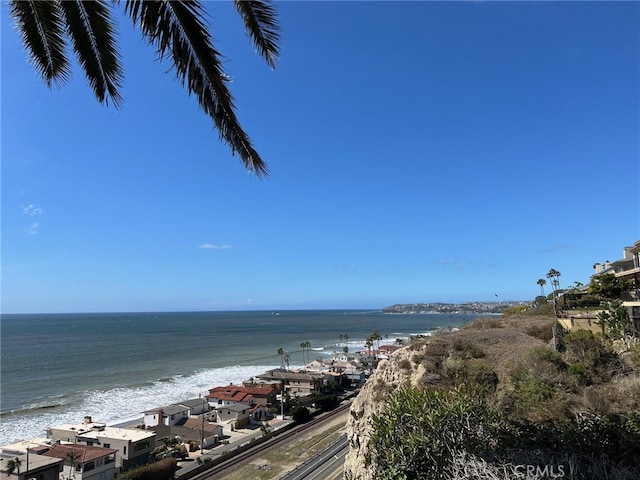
{"left": 343, "top": 315, "right": 640, "bottom": 479}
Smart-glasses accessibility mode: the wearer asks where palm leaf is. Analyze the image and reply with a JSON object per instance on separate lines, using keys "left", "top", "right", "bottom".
{"left": 59, "top": 0, "right": 123, "bottom": 107}
{"left": 125, "top": 0, "right": 268, "bottom": 176}
{"left": 9, "top": 0, "right": 70, "bottom": 86}
{"left": 234, "top": 0, "right": 280, "bottom": 69}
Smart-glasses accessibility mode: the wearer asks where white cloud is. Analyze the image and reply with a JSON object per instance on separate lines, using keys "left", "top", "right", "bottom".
{"left": 26, "top": 222, "right": 41, "bottom": 235}
{"left": 22, "top": 204, "right": 45, "bottom": 216}
{"left": 199, "top": 243, "right": 232, "bottom": 250}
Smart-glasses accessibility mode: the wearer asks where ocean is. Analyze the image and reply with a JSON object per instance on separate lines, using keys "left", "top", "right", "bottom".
{"left": 0, "top": 310, "right": 477, "bottom": 445}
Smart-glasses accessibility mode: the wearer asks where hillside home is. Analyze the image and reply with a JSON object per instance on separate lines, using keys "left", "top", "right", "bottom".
{"left": 35, "top": 443, "right": 117, "bottom": 480}
{"left": 47, "top": 418, "right": 155, "bottom": 471}
{"left": 143, "top": 404, "right": 189, "bottom": 428}
{"left": 0, "top": 450, "right": 63, "bottom": 480}
{"left": 593, "top": 239, "right": 640, "bottom": 334}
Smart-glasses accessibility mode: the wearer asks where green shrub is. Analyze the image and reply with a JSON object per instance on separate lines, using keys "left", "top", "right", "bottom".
{"left": 442, "top": 359, "right": 498, "bottom": 397}
{"left": 116, "top": 458, "right": 177, "bottom": 480}
{"left": 563, "top": 329, "right": 621, "bottom": 383}
{"left": 524, "top": 322, "right": 553, "bottom": 342}
{"left": 290, "top": 404, "right": 310, "bottom": 423}
{"left": 568, "top": 363, "right": 589, "bottom": 385}
{"left": 451, "top": 338, "right": 485, "bottom": 358}
{"left": 629, "top": 341, "right": 640, "bottom": 367}
{"left": 368, "top": 385, "right": 500, "bottom": 479}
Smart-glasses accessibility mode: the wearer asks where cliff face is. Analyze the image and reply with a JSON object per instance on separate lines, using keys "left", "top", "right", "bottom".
{"left": 344, "top": 343, "right": 437, "bottom": 480}
{"left": 343, "top": 316, "right": 556, "bottom": 480}
{"left": 344, "top": 315, "right": 640, "bottom": 479}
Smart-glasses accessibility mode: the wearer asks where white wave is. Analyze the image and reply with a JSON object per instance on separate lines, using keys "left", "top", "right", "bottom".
{"left": 0, "top": 364, "right": 278, "bottom": 446}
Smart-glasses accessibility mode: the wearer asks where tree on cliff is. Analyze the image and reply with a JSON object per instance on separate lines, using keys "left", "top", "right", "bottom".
{"left": 537, "top": 278, "right": 546, "bottom": 297}
{"left": 9, "top": 0, "right": 280, "bottom": 176}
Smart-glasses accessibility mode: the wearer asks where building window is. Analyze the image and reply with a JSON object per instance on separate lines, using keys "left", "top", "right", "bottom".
{"left": 84, "top": 461, "right": 95, "bottom": 472}
{"left": 124, "top": 446, "right": 127, "bottom": 455}
{"left": 103, "top": 443, "right": 110, "bottom": 448}
{"left": 134, "top": 440, "right": 150, "bottom": 452}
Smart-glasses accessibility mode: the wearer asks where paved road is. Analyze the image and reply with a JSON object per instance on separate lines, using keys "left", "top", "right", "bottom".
{"left": 280, "top": 435, "right": 348, "bottom": 480}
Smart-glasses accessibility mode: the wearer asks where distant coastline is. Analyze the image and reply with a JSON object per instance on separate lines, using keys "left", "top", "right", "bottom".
{"left": 382, "top": 301, "right": 527, "bottom": 315}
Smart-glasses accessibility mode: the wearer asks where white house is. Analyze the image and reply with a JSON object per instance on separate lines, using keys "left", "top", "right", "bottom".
{"left": 47, "top": 419, "right": 156, "bottom": 471}
{"left": 179, "top": 398, "right": 210, "bottom": 416}
{"left": 143, "top": 404, "right": 189, "bottom": 428}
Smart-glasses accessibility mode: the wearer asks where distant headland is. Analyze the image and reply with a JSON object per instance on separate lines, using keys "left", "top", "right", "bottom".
{"left": 382, "top": 301, "right": 527, "bottom": 315}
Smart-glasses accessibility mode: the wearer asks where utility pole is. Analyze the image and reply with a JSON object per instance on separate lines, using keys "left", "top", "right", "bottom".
{"left": 200, "top": 415, "right": 204, "bottom": 454}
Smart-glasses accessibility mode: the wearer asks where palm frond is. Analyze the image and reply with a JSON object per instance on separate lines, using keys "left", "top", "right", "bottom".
{"left": 59, "top": 0, "right": 123, "bottom": 107}
{"left": 9, "top": 0, "right": 70, "bottom": 86}
{"left": 125, "top": 0, "right": 268, "bottom": 176}
{"left": 233, "top": 0, "right": 280, "bottom": 69}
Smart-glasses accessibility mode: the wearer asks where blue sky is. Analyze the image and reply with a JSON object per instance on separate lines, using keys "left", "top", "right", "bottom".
{"left": 2, "top": 1, "right": 639, "bottom": 314}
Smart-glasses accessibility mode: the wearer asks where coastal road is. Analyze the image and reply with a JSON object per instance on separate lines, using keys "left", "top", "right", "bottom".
{"left": 280, "top": 435, "right": 348, "bottom": 480}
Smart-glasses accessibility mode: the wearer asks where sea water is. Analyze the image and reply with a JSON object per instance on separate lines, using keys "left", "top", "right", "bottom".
{"left": 0, "top": 310, "right": 476, "bottom": 444}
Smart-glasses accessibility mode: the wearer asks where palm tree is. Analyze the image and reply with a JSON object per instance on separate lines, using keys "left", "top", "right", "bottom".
{"left": 66, "top": 451, "right": 78, "bottom": 479}
{"left": 300, "top": 341, "right": 306, "bottom": 365}
{"left": 9, "top": 0, "right": 280, "bottom": 176}
{"left": 284, "top": 353, "right": 290, "bottom": 371}
{"left": 276, "top": 347, "right": 284, "bottom": 369}
{"left": 300, "top": 340, "right": 311, "bottom": 365}
{"left": 6, "top": 457, "right": 21, "bottom": 475}
{"left": 546, "top": 268, "right": 562, "bottom": 351}
{"left": 547, "top": 269, "right": 561, "bottom": 292}
{"left": 537, "top": 278, "right": 547, "bottom": 297}
{"left": 304, "top": 341, "right": 311, "bottom": 363}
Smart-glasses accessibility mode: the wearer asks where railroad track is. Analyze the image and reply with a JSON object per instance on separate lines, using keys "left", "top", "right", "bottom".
{"left": 187, "top": 403, "right": 351, "bottom": 480}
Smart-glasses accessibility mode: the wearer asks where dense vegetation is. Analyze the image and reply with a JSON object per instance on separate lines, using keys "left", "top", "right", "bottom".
{"left": 364, "top": 316, "right": 640, "bottom": 480}
{"left": 116, "top": 457, "right": 177, "bottom": 480}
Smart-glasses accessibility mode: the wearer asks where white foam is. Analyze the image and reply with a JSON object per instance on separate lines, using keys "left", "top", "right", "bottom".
{"left": 0, "top": 364, "right": 278, "bottom": 445}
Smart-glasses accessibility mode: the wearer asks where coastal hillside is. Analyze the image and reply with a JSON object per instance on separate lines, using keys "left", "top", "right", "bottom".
{"left": 382, "top": 301, "right": 527, "bottom": 315}
{"left": 344, "top": 315, "right": 640, "bottom": 479}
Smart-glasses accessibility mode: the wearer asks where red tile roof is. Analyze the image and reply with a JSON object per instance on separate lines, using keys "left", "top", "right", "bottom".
{"left": 38, "top": 444, "right": 118, "bottom": 463}
{"left": 206, "top": 384, "right": 275, "bottom": 403}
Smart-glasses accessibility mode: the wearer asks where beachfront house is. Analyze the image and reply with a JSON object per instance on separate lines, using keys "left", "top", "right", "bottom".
{"left": 168, "top": 417, "right": 223, "bottom": 449}
{"left": 207, "top": 384, "right": 277, "bottom": 408}
{"left": 35, "top": 443, "right": 117, "bottom": 480}
{"left": 215, "top": 403, "right": 251, "bottom": 430}
{"left": 47, "top": 418, "right": 156, "bottom": 471}
{"left": 0, "top": 450, "right": 63, "bottom": 480}
{"left": 179, "top": 398, "right": 210, "bottom": 416}
{"left": 206, "top": 385, "right": 256, "bottom": 408}
{"left": 255, "top": 369, "right": 329, "bottom": 396}
{"left": 243, "top": 378, "right": 282, "bottom": 395}
{"left": 143, "top": 404, "right": 189, "bottom": 428}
